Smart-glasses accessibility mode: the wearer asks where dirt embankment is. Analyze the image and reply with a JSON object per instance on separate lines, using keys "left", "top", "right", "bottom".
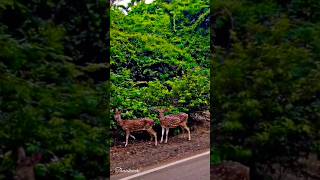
{"left": 110, "top": 111, "right": 210, "bottom": 175}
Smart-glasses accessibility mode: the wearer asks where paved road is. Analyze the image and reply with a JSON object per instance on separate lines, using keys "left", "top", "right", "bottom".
{"left": 112, "top": 151, "right": 210, "bottom": 180}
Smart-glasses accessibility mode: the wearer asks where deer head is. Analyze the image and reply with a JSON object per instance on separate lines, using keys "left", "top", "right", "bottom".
{"left": 15, "top": 147, "right": 42, "bottom": 180}
{"left": 114, "top": 109, "right": 122, "bottom": 121}
{"left": 156, "top": 109, "right": 169, "bottom": 120}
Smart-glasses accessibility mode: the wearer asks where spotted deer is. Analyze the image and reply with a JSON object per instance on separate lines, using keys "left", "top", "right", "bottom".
{"left": 157, "top": 109, "right": 191, "bottom": 143}
{"left": 15, "top": 147, "right": 42, "bottom": 180}
{"left": 114, "top": 109, "right": 158, "bottom": 147}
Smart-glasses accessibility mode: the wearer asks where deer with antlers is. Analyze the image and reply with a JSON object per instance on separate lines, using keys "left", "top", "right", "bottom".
{"left": 114, "top": 109, "right": 158, "bottom": 147}
{"left": 157, "top": 109, "right": 191, "bottom": 143}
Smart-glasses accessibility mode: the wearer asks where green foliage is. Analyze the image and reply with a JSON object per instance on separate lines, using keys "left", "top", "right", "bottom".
{"left": 111, "top": 0, "right": 209, "bottom": 137}
{"left": 0, "top": 0, "right": 108, "bottom": 179}
{"left": 212, "top": 0, "right": 320, "bottom": 177}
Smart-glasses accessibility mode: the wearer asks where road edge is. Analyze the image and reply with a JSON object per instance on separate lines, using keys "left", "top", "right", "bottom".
{"left": 115, "top": 150, "right": 210, "bottom": 180}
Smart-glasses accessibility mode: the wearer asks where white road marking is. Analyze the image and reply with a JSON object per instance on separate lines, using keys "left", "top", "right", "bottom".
{"left": 119, "top": 150, "right": 210, "bottom": 180}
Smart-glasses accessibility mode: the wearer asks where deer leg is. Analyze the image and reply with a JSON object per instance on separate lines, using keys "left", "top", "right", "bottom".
{"left": 165, "top": 128, "right": 169, "bottom": 143}
{"left": 147, "top": 128, "right": 157, "bottom": 146}
{"left": 180, "top": 126, "right": 185, "bottom": 138}
{"left": 125, "top": 131, "right": 130, "bottom": 147}
{"left": 149, "top": 131, "right": 153, "bottom": 143}
{"left": 154, "top": 131, "right": 158, "bottom": 146}
{"left": 130, "top": 135, "right": 136, "bottom": 140}
{"left": 184, "top": 126, "right": 191, "bottom": 141}
{"left": 160, "top": 127, "right": 164, "bottom": 143}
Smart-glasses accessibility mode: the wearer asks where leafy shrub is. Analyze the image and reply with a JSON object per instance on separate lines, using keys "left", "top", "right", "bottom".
{"left": 212, "top": 0, "right": 320, "bottom": 178}
{"left": 0, "top": 0, "right": 108, "bottom": 178}
{"left": 110, "top": 0, "right": 209, "bottom": 140}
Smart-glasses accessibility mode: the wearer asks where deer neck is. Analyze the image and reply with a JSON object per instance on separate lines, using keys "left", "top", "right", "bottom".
{"left": 115, "top": 115, "right": 124, "bottom": 126}
{"left": 159, "top": 112, "right": 164, "bottom": 121}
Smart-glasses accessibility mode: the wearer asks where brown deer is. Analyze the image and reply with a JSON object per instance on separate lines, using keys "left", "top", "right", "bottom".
{"left": 114, "top": 109, "right": 158, "bottom": 147}
{"left": 15, "top": 147, "right": 42, "bottom": 180}
{"left": 157, "top": 109, "right": 191, "bottom": 143}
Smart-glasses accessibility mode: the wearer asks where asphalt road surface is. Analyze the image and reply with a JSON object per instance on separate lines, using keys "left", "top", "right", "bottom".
{"left": 111, "top": 151, "right": 210, "bottom": 180}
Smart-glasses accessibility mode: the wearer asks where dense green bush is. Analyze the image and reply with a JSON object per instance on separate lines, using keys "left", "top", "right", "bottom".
{"left": 110, "top": 0, "right": 209, "bottom": 139}
{"left": 0, "top": 0, "right": 108, "bottom": 179}
{"left": 211, "top": 0, "right": 320, "bottom": 178}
